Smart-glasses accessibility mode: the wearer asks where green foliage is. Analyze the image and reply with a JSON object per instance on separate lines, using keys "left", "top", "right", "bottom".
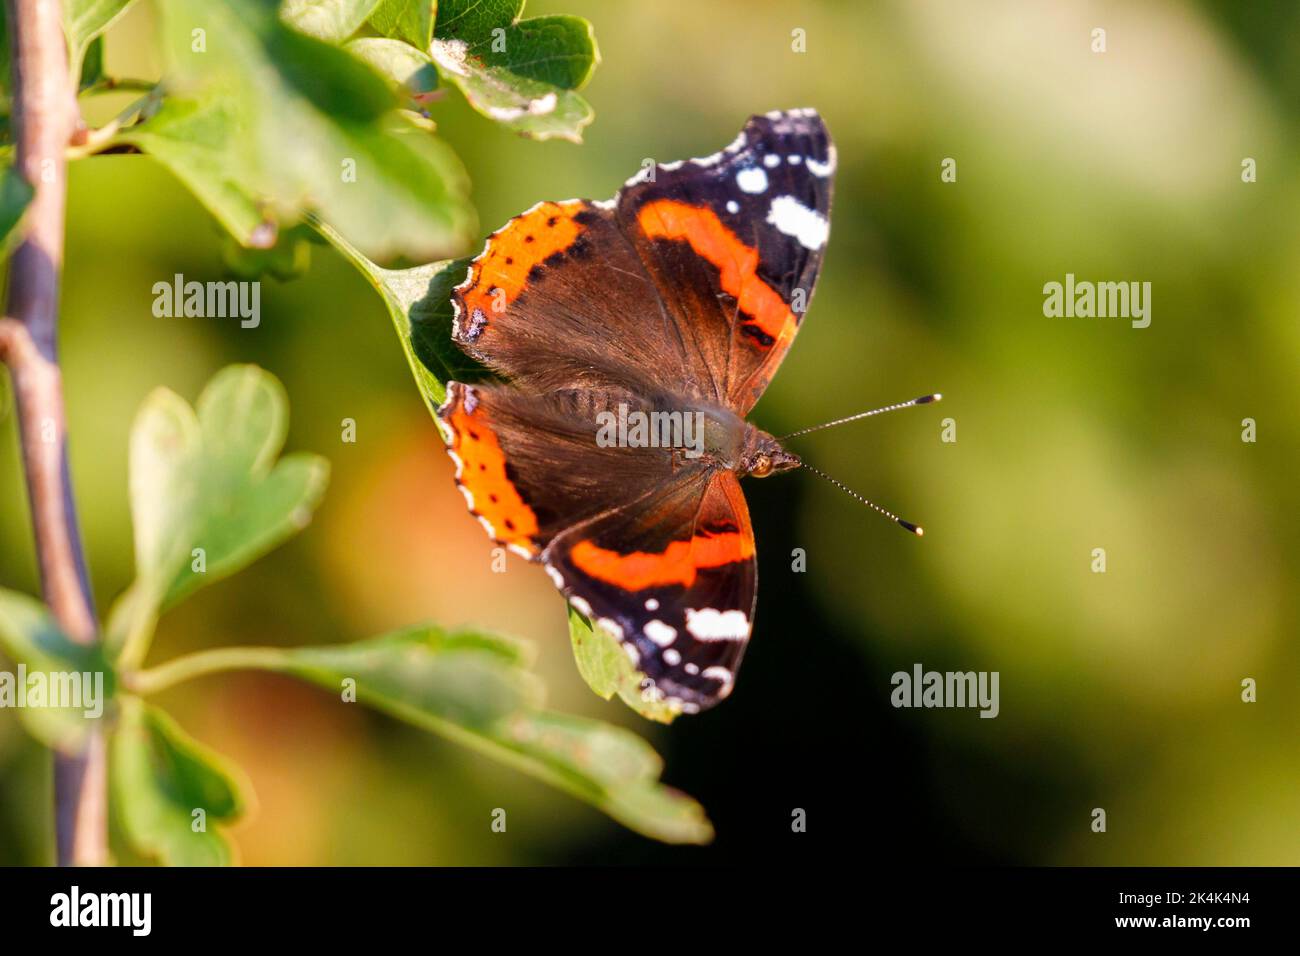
{"left": 63, "top": 0, "right": 139, "bottom": 82}
{"left": 41, "top": 0, "right": 600, "bottom": 262}
{"left": 0, "top": 588, "right": 115, "bottom": 750}
{"left": 116, "top": 0, "right": 477, "bottom": 262}
{"left": 106, "top": 365, "right": 330, "bottom": 668}
{"left": 133, "top": 625, "right": 712, "bottom": 844}
{"left": 368, "top": 0, "right": 437, "bottom": 50}
{"left": 0, "top": 163, "right": 34, "bottom": 251}
{"left": 430, "top": 0, "right": 599, "bottom": 141}
{"left": 111, "top": 697, "right": 249, "bottom": 866}
{"left": 345, "top": 37, "right": 439, "bottom": 107}
{"left": 281, "top": 0, "right": 383, "bottom": 43}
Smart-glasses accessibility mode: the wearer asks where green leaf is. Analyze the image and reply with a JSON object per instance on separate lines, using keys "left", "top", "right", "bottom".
{"left": 116, "top": 98, "right": 270, "bottom": 246}
{"left": 368, "top": 0, "right": 438, "bottom": 50}
{"left": 107, "top": 365, "right": 329, "bottom": 666}
{"left": 345, "top": 37, "right": 439, "bottom": 104}
{"left": 78, "top": 36, "right": 105, "bottom": 90}
{"left": 280, "top": 626, "right": 542, "bottom": 727}
{"left": 0, "top": 163, "right": 34, "bottom": 251}
{"left": 111, "top": 696, "right": 249, "bottom": 866}
{"left": 430, "top": 1, "right": 599, "bottom": 142}
{"left": 221, "top": 223, "right": 316, "bottom": 280}
{"left": 138, "top": 625, "right": 713, "bottom": 844}
{"left": 434, "top": 0, "right": 522, "bottom": 42}
{"left": 280, "top": 0, "right": 383, "bottom": 43}
{"left": 313, "top": 219, "right": 482, "bottom": 412}
{"left": 120, "top": 0, "right": 477, "bottom": 263}
{"left": 63, "top": 0, "right": 139, "bottom": 83}
{"left": 0, "top": 588, "right": 115, "bottom": 751}
{"left": 568, "top": 606, "right": 683, "bottom": 724}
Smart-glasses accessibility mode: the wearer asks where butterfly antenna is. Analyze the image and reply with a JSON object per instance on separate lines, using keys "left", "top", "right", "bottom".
{"left": 780, "top": 393, "right": 942, "bottom": 440}
{"left": 801, "top": 462, "right": 925, "bottom": 536}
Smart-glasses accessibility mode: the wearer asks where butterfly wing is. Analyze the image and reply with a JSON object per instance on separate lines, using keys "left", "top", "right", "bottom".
{"left": 439, "top": 110, "right": 834, "bottom": 711}
{"left": 544, "top": 470, "right": 756, "bottom": 713}
{"left": 448, "top": 110, "right": 835, "bottom": 414}
{"left": 440, "top": 381, "right": 753, "bottom": 712}
{"left": 437, "top": 380, "right": 678, "bottom": 559}
{"left": 615, "top": 109, "right": 835, "bottom": 414}
{"left": 449, "top": 199, "right": 717, "bottom": 401}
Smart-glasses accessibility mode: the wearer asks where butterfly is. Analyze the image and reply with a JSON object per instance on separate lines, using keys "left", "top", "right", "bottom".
{"left": 436, "top": 109, "right": 837, "bottom": 714}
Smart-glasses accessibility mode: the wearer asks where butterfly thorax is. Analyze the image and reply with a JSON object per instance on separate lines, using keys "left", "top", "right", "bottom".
{"left": 689, "top": 402, "right": 800, "bottom": 479}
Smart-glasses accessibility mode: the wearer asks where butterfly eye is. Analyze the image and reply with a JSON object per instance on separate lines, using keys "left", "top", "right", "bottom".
{"left": 750, "top": 454, "right": 772, "bottom": 478}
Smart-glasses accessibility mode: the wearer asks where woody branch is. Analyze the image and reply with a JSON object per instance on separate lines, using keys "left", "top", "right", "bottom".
{"left": 0, "top": 0, "right": 105, "bottom": 865}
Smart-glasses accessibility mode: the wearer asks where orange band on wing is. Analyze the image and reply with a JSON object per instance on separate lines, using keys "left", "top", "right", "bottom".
{"left": 458, "top": 202, "right": 588, "bottom": 332}
{"left": 440, "top": 388, "right": 539, "bottom": 555}
{"left": 636, "top": 199, "right": 797, "bottom": 346}
{"left": 570, "top": 530, "right": 754, "bottom": 591}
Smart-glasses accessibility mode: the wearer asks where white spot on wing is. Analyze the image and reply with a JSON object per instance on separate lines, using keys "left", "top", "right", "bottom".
{"left": 684, "top": 608, "right": 750, "bottom": 641}
{"left": 736, "top": 167, "right": 768, "bottom": 194}
{"left": 644, "top": 620, "right": 677, "bottom": 646}
{"left": 766, "top": 195, "right": 829, "bottom": 250}
{"left": 806, "top": 145, "right": 837, "bottom": 178}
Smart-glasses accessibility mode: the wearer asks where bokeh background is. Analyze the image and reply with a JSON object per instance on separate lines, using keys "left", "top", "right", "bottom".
{"left": 2, "top": 0, "right": 1298, "bottom": 865}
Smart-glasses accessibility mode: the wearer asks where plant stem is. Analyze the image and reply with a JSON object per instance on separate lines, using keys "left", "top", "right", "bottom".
{"left": 127, "top": 647, "right": 293, "bottom": 696}
{"left": 0, "top": 0, "right": 104, "bottom": 866}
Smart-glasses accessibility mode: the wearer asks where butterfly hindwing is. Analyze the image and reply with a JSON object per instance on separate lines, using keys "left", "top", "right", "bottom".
{"left": 545, "top": 470, "right": 757, "bottom": 713}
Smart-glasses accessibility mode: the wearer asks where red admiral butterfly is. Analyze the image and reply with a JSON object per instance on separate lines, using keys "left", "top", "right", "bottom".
{"left": 437, "top": 109, "right": 936, "bottom": 713}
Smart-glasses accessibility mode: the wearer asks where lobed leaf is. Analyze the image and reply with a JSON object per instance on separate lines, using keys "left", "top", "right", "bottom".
{"left": 107, "top": 366, "right": 329, "bottom": 667}
{"left": 111, "top": 697, "right": 249, "bottom": 866}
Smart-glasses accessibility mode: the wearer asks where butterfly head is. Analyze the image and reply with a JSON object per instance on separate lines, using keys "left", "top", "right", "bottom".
{"left": 741, "top": 431, "right": 801, "bottom": 479}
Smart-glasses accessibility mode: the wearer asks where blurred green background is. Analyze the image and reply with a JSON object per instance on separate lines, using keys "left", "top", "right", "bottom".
{"left": 2, "top": 0, "right": 1298, "bottom": 865}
